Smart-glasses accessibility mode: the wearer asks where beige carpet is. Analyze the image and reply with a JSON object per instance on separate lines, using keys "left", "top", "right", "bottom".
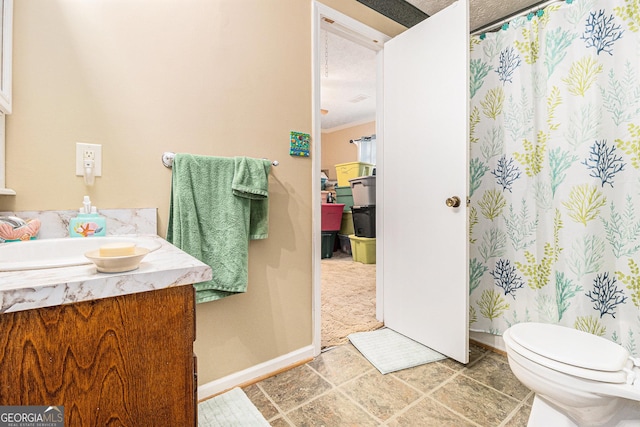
{"left": 321, "top": 250, "right": 383, "bottom": 349}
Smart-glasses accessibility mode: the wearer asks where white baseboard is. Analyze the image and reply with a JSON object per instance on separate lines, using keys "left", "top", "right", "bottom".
{"left": 469, "top": 330, "right": 506, "bottom": 352}
{"left": 197, "top": 345, "right": 315, "bottom": 401}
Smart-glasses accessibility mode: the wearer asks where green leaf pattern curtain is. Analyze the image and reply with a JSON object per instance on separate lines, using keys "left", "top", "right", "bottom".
{"left": 469, "top": 0, "right": 640, "bottom": 355}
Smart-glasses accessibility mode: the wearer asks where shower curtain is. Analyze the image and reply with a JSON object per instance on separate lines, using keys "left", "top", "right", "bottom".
{"left": 469, "top": 0, "right": 640, "bottom": 356}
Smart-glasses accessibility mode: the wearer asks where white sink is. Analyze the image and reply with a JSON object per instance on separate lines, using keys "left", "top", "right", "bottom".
{"left": 0, "top": 236, "right": 162, "bottom": 271}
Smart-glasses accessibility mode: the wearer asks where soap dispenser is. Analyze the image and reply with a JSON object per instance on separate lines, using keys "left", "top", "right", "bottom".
{"left": 69, "top": 196, "right": 107, "bottom": 237}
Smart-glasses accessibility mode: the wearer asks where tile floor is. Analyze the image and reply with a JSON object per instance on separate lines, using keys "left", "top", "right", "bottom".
{"left": 243, "top": 342, "right": 533, "bottom": 426}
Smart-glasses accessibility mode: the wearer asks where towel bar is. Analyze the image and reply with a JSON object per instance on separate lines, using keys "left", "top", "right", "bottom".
{"left": 162, "top": 152, "right": 279, "bottom": 169}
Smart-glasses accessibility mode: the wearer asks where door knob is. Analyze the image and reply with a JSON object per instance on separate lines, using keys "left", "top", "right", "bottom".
{"left": 446, "top": 196, "right": 461, "bottom": 208}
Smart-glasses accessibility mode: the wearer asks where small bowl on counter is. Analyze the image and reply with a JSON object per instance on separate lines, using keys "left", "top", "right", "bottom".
{"left": 85, "top": 242, "right": 152, "bottom": 273}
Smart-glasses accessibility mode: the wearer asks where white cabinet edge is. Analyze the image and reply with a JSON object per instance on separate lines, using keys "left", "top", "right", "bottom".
{"left": 0, "top": 0, "right": 13, "bottom": 114}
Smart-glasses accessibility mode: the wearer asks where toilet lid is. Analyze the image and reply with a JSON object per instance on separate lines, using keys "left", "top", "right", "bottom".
{"left": 507, "top": 323, "right": 630, "bottom": 382}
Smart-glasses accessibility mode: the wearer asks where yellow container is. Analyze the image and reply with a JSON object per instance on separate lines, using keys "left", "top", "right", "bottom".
{"left": 335, "top": 162, "right": 374, "bottom": 187}
{"left": 349, "top": 234, "right": 376, "bottom": 264}
{"left": 339, "top": 211, "right": 354, "bottom": 235}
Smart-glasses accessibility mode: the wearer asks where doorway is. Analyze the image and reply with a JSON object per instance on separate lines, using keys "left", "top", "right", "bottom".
{"left": 312, "top": 3, "right": 390, "bottom": 355}
{"left": 320, "top": 26, "right": 381, "bottom": 349}
{"left": 313, "top": 0, "right": 470, "bottom": 363}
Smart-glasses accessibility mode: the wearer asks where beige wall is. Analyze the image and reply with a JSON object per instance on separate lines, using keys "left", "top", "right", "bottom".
{"left": 0, "top": 0, "right": 396, "bottom": 387}
{"left": 1, "top": 0, "right": 313, "bottom": 385}
{"left": 321, "top": 121, "right": 376, "bottom": 180}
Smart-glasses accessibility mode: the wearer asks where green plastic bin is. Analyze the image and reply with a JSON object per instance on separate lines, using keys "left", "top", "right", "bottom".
{"left": 321, "top": 231, "right": 338, "bottom": 259}
{"left": 335, "top": 186, "right": 354, "bottom": 212}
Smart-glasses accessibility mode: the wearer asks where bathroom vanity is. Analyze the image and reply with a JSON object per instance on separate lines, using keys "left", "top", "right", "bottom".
{"left": 0, "top": 236, "right": 211, "bottom": 426}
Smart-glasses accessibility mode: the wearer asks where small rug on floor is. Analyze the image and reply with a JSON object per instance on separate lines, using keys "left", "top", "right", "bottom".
{"left": 198, "top": 387, "right": 269, "bottom": 427}
{"left": 348, "top": 327, "right": 446, "bottom": 374}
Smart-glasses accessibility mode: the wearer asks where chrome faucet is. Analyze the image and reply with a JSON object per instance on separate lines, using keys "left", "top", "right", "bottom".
{"left": 0, "top": 216, "right": 27, "bottom": 228}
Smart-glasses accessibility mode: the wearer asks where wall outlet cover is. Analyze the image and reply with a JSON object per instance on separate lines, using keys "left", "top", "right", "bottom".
{"left": 75, "top": 142, "right": 102, "bottom": 176}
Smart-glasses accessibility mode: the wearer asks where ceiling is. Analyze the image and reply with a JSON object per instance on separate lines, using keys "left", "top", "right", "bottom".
{"left": 320, "top": 0, "right": 548, "bottom": 131}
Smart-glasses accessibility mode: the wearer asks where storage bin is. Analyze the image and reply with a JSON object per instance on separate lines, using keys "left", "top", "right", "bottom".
{"left": 338, "top": 234, "right": 352, "bottom": 255}
{"left": 335, "top": 186, "right": 354, "bottom": 212}
{"left": 335, "top": 162, "right": 375, "bottom": 187}
{"left": 321, "top": 203, "right": 345, "bottom": 231}
{"left": 321, "top": 231, "right": 338, "bottom": 259}
{"left": 321, "top": 191, "right": 329, "bottom": 203}
{"left": 339, "top": 211, "right": 354, "bottom": 236}
{"left": 349, "top": 176, "right": 376, "bottom": 206}
{"left": 349, "top": 234, "right": 376, "bottom": 264}
{"left": 352, "top": 205, "right": 376, "bottom": 238}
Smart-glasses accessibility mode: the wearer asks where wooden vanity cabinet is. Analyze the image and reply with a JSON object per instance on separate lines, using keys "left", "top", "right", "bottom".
{"left": 0, "top": 285, "right": 196, "bottom": 426}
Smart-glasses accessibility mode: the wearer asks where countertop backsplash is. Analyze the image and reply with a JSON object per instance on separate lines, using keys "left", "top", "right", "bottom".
{"left": 0, "top": 208, "right": 157, "bottom": 239}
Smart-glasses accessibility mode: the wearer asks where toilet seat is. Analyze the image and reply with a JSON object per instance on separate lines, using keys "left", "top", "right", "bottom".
{"left": 504, "top": 323, "right": 632, "bottom": 384}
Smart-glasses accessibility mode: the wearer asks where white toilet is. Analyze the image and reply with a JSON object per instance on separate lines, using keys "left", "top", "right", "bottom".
{"left": 502, "top": 322, "right": 640, "bottom": 427}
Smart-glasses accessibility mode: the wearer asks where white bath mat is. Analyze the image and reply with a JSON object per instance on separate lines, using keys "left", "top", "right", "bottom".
{"left": 348, "top": 327, "right": 446, "bottom": 374}
{"left": 198, "top": 387, "right": 269, "bottom": 427}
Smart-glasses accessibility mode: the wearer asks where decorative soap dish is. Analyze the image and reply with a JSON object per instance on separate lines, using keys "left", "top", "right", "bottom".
{"left": 0, "top": 217, "right": 41, "bottom": 242}
{"left": 85, "top": 247, "right": 151, "bottom": 273}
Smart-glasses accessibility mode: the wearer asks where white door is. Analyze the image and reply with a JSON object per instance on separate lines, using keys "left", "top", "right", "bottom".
{"left": 381, "top": 0, "right": 469, "bottom": 363}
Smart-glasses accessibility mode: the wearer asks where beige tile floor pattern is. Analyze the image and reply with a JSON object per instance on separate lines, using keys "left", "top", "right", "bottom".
{"left": 243, "top": 342, "right": 533, "bottom": 426}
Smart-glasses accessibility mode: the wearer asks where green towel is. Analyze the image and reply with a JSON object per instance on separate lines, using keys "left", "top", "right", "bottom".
{"left": 233, "top": 156, "right": 271, "bottom": 239}
{"left": 167, "top": 154, "right": 271, "bottom": 303}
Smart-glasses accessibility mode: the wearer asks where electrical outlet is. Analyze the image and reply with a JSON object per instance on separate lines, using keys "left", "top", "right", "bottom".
{"left": 75, "top": 143, "right": 102, "bottom": 176}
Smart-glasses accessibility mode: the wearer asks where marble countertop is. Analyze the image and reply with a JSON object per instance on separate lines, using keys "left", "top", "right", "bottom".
{"left": 0, "top": 235, "right": 212, "bottom": 314}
